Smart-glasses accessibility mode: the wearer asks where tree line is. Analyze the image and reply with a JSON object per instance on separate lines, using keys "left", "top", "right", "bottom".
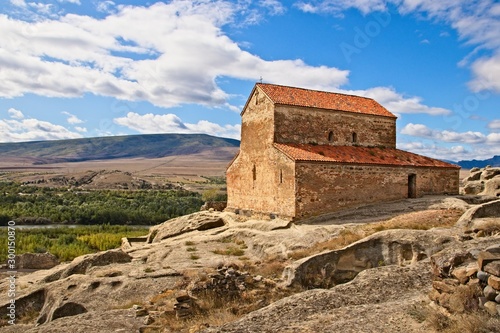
{"left": 0, "top": 182, "right": 204, "bottom": 225}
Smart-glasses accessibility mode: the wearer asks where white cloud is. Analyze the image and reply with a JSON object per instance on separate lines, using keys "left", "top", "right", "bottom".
{"left": 0, "top": 111, "right": 83, "bottom": 142}
{"left": 469, "top": 53, "right": 500, "bottom": 92}
{"left": 337, "top": 86, "right": 451, "bottom": 116}
{"left": 295, "top": 0, "right": 387, "bottom": 16}
{"left": 488, "top": 119, "right": 500, "bottom": 130}
{"left": 96, "top": 1, "right": 115, "bottom": 13}
{"left": 401, "top": 123, "right": 500, "bottom": 145}
{"left": 297, "top": 0, "right": 500, "bottom": 94}
{"left": 8, "top": 108, "right": 24, "bottom": 119}
{"left": 62, "top": 111, "right": 83, "bottom": 124}
{"left": 10, "top": 0, "right": 26, "bottom": 7}
{"left": 259, "top": 0, "right": 286, "bottom": 15}
{"left": 0, "top": 1, "right": 348, "bottom": 110}
{"left": 113, "top": 112, "right": 241, "bottom": 139}
{"left": 74, "top": 126, "right": 87, "bottom": 132}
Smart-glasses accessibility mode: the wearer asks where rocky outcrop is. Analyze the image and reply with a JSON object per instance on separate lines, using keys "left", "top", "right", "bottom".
{"left": 283, "top": 229, "right": 456, "bottom": 288}
{"left": 203, "top": 262, "right": 434, "bottom": 333}
{"left": 14, "top": 253, "right": 59, "bottom": 270}
{"left": 147, "top": 211, "right": 227, "bottom": 243}
{"left": 462, "top": 166, "right": 500, "bottom": 197}
{"left": 429, "top": 241, "right": 500, "bottom": 316}
{"left": 456, "top": 198, "right": 500, "bottom": 229}
{"left": 43, "top": 249, "right": 132, "bottom": 282}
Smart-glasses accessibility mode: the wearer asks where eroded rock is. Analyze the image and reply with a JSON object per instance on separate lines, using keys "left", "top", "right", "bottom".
{"left": 14, "top": 253, "right": 59, "bottom": 270}
{"left": 148, "top": 211, "right": 226, "bottom": 243}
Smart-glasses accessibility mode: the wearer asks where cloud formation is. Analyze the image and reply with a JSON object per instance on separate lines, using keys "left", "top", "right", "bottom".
{"left": 0, "top": 1, "right": 348, "bottom": 110}
{"left": 401, "top": 123, "right": 500, "bottom": 145}
{"left": 296, "top": 0, "right": 500, "bottom": 94}
{"left": 1, "top": 108, "right": 83, "bottom": 142}
{"left": 113, "top": 112, "right": 241, "bottom": 139}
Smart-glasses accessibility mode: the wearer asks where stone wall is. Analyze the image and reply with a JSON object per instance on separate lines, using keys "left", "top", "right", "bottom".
{"left": 226, "top": 88, "right": 296, "bottom": 219}
{"left": 294, "top": 163, "right": 460, "bottom": 219}
{"left": 226, "top": 147, "right": 296, "bottom": 219}
{"left": 274, "top": 105, "right": 396, "bottom": 148}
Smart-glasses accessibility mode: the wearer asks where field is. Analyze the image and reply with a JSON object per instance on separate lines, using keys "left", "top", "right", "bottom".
{"left": 0, "top": 147, "right": 237, "bottom": 191}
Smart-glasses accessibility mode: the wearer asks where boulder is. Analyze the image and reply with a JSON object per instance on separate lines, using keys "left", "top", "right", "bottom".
{"left": 456, "top": 199, "right": 500, "bottom": 229}
{"left": 42, "top": 249, "right": 132, "bottom": 282}
{"left": 481, "top": 167, "right": 500, "bottom": 180}
{"left": 463, "top": 181, "right": 484, "bottom": 195}
{"left": 15, "top": 252, "right": 59, "bottom": 270}
{"left": 465, "top": 171, "right": 482, "bottom": 182}
{"left": 283, "top": 229, "right": 455, "bottom": 288}
{"left": 481, "top": 177, "right": 500, "bottom": 197}
{"left": 148, "top": 211, "right": 226, "bottom": 243}
{"left": 484, "top": 261, "right": 500, "bottom": 276}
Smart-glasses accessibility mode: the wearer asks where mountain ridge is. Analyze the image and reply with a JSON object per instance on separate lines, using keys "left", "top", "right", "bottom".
{"left": 0, "top": 133, "right": 240, "bottom": 164}
{"left": 456, "top": 155, "right": 500, "bottom": 169}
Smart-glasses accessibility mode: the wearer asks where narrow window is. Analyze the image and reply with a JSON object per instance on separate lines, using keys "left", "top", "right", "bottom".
{"left": 352, "top": 132, "right": 357, "bottom": 143}
{"left": 328, "top": 131, "right": 334, "bottom": 142}
{"left": 408, "top": 174, "right": 417, "bottom": 198}
{"left": 252, "top": 164, "right": 256, "bottom": 181}
{"left": 279, "top": 169, "right": 283, "bottom": 184}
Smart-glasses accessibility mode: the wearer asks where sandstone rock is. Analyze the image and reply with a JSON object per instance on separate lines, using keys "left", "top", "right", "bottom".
{"left": 148, "top": 211, "right": 226, "bottom": 243}
{"left": 484, "top": 301, "right": 498, "bottom": 316}
{"left": 478, "top": 251, "right": 500, "bottom": 270}
{"left": 431, "top": 249, "right": 472, "bottom": 279}
{"left": 486, "top": 244, "right": 500, "bottom": 254}
{"left": 496, "top": 294, "right": 500, "bottom": 303}
{"left": 484, "top": 285, "right": 498, "bottom": 301}
{"left": 488, "top": 275, "right": 500, "bottom": 290}
{"left": 14, "top": 252, "right": 59, "bottom": 270}
{"left": 285, "top": 229, "right": 456, "bottom": 288}
{"left": 484, "top": 261, "right": 500, "bottom": 276}
{"left": 482, "top": 177, "right": 500, "bottom": 197}
{"left": 203, "top": 262, "right": 433, "bottom": 333}
{"left": 51, "top": 302, "right": 87, "bottom": 321}
{"left": 470, "top": 167, "right": 480, "bottom": 173}
{"left": 481, "top": 168, "right": 500, "bottom": 180}
{"left": 463, "top": 181, "right": 484, "bottom": 195}
{"left": 465, "top": 171, "right": 482, "bottom": 182}
{"left": 432, "top": 280, "right": 457, "bottom": 294}
{"left": 456, "top": 199, "right": 500, "bottom": 229}
{"left": 465, "top": 262, "right": 479, "bottom": 277}
{"left": 59, "top": 249, "right": 132, "bottom": 279}
{"left": 451, "top": 267, "right": 469, "bottom": 284}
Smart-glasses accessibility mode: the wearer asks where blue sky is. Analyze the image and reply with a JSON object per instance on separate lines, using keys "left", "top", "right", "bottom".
{"left": 0, "top": 0, "right": 499, "bottom": 162}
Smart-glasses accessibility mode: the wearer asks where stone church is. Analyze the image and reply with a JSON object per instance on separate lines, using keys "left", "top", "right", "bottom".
{"left": 226, "top": 83, "right": 460, "bottom": 220}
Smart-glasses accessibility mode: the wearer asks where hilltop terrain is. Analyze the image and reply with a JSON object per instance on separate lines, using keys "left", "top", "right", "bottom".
{"left": 0, "top": 134, "right": 239, "bottom": 188}
{"left": 0, "top": 134, "right": 239, "bottom": 165}
{"left": 0, "top": 189, "right": 499, "bottom": 332}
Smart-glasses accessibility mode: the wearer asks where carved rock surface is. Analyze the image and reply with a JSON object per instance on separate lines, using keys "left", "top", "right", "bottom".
{"left": 148, "top": 211, "right": 226, "bottom": 243}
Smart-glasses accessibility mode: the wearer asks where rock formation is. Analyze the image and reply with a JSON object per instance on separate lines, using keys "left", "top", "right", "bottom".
{"left": 0, "top": 195, "right": 498, "bottom": 332}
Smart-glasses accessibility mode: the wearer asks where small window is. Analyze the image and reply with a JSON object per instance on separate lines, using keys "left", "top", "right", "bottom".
{"left": 352, "top": 132, "right": 357, "bottom": 143}
{"left": 252, "top": 164, "right": 256, "bottom": 181}
{"left": 279, "top": 169, "right": 283, "bottom": 184}
{"left": 328, "top": 131, "right": 334, "bottom": 142}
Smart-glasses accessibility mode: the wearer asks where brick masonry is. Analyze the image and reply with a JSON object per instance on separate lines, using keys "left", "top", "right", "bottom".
{"left": 226, "top": 84, "right": 460, "bottom": 220}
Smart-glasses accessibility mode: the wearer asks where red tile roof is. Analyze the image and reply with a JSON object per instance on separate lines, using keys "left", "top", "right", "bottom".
{"left": 274, "top": 143, "right": 460, "bottom": 168}
{"left": 257, "top": 83, "right": 396, "bottom": 118}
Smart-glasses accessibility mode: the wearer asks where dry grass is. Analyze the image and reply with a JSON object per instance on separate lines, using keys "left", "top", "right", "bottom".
{"left": 212, "top": 246, "right": 245, "bottom": 257}
{"left": 289, "top": 209, "right": 463, "bottom": 261}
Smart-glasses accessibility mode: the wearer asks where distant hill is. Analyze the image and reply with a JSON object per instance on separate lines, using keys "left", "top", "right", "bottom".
{"left": 0, "top": 134, "right": 240, "bottom": 164}
{"left": 456, "top": 155, "right": 500, "bottom": 169}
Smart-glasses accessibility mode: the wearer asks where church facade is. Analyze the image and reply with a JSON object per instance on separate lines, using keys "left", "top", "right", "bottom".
{"left": 226, "top": 83, "right": 460, "bottom": 220}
